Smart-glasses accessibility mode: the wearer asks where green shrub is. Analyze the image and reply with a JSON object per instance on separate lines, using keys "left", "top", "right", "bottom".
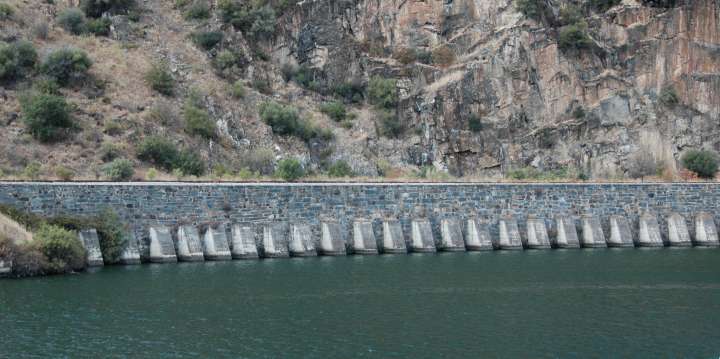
{"left": 252, "top": 77, "right": 272, "bottom": 94}
{"left": 572, "top": 106, "right": 586, "bottom": 119}
{"left": 22, "top": 161, "right": 42, "bottom": 180}
{"left": 13, "top": 40, "right": 38, "bottom": 69}
{"left": 558, "top": 23, "right": 593, "bottom": 51}
{"left": 57, "top": 8, "right": 87, "bottom": 35}
{"left": 319, "top": 101, "right": 346, "bottom": 122}
{"left": 87, "top": 17, "right": 111, "bottom": 36}
{"left": 681, "top": 150, "right": 719, "bottom": 179}
{"left": 515, "top": 0, "right": 545, "bottom": 20}
{"left": 0, "top": 40, "right": 37, "bottom": 81}
{"left": 214, "top": 50, "right": 238, "bottom": 70}
{"left": 175, "top": 150, "right": 205, "bottom": 176}
{"left": 559, "top": 4, "right": 583, "bottom": 25}
{"left": 239, "top": 147, "right": 275, "bottom": 175}
{"left": 92, "top": 208, "right": 126, "bottom": 263}
{"left": 226, "top": 4, "right": 276, "bottom": 39}
{"left": 55, "top": 166, "right": 75, "bottom": 181}
{"left": 230, "top": 80, "right": 245, "bottom": 98}
{"left": 32, "top": 21, "right": 50, "bottom": 40}
{"left": 33, "top": 224, "right": 86, "bottom": 274}
{"left": 183, "top": 103, "right": 217, "bottom": 139}
{"left": 145, "top": 62, "right": 174, "bottom": 96}
{"left": 275, "top": 158, "right": 304, "bottom": 181}
{"left": 368, "top": 76, "right": 397, "bottom": 109}
{"left": 7, "top": 241, "right": 48, "bottom": 278}
{"left": 40, "top": 48, "right": 93, "bottom": 86}
{"left": 588, "top": 0, "right": 621, "bottom": 12}
{"left": 377, "top": 110, "right": 402, "bottom": 138}
{"left": 259, "top": 101, "right": 330, "bottom": 142}
{"left": 468, "top": 115, "right": 482, "bottom": 133}
{"left": 137, "top": 136, "right": 179, "bottom": 171}
{"left": 333, "top": 81, "right": 365, "bottom": 103}
{"left": 191, "top": 31, "right": 223, "bottom": 50}
{"left": 21, "top": 93, "right": 75, "bottom": 142}
{"left": 102, "top": 158, "right": 134, "bottom": 181}
{"left": 0, "top": 3, "right": 13, "bottom": 20}
{"left": 100, "top": 142, "right": 121, "bottom": 162}
{"left": 659, "top": 86, "right": 679, "bottom": 107}
{"left": 184, "top": 0, "right": 210, "bottom": 19}
{"left": 81, "top": 0, "right": 135, "bottom": 17}
{"left": 327, "top": 160, "right": 354, "bottom": 177}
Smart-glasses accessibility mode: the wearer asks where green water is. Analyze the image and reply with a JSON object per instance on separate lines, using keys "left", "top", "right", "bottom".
{"left": 1, "top": 249, "right": 719, "bottom": 358}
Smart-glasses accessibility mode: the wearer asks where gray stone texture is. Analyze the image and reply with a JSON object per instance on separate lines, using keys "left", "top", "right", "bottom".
{"left": 525, "top": 217, "right": 551, "bottom": 249}
{"left": 229, "top": 224, "right": 259, "bottom": 259}
{"left": 498, "top": 217, "right": 523, "bottom": 250}
{"left": 290, "top": 224, "right": 317, "bottom": 257}
{"left": 581, "top": 215, "right": 607, "bottom": 248}
{"left": 694, "top": 212, "right": 720, "bottom": 247}
{"left": 382, "top": 219, "right": 407, "bottom": 254}
{"left": 148, "top": 226, "right": 177, "bottom": 263}
{"left": 638, "top": 213, "right": 664, "bottom": 248}
{"left": 351, "top": 220, "right": 379, "bottom": 255}
{"left": 320, "top": 221, "right": 346, "bottom": 256}
{"left": 465, "top": 218, "right": 494, "bottom": 251}
{"left": 667, "top": 213, "right": 692, "bottom": 247}
{"left": 608, "top": 216, "right": 634, "bottom": 248}
{"left": 440, "top": 218, "right": 466, "bottom": 252}
{"left": 410, "top": 219, "right": 436, "bottom": 253}
{"left": 553, "top": 216, "right": 580, "bottom": 249}
{"left": 176, "top": 225, "right": 205, "bottom": 262}
{"left": 119, "top": 234, "right": 141, "bottom": 265}
{"left": 202, "top": 225, "right": 232, "bottom": 261}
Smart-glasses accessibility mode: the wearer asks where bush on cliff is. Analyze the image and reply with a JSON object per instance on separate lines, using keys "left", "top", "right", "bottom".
{"left": 260, "top": 101, "right": 333, "bottom": 142}
{"left": 21, "top": 92, "right": 76, "bottom": 143}
{"left": 275, "top": 158, "right": 304, "bottom": 182}
{"left": 681, "top": 150, "right": 718, "bottom": 179}
{"left": 136, "top": 136, "right": 206, "bottom": 176}
{"left": 40, "top": 48, "right": 93, "bottom": 86}
{"left": 49, "top": 208, "right": 127, "bottom": 264}
{"left": 558, "top": 22, "right": 593, "bottom": 51}
{"left": 33, "top": 224, "right": 86, "bottom": 274}
{"left": 368, "top": 76, "right": 397, "bottom": 109}
{"left": 102, "top": 158, "right": 135, "bottom": 181}
{"left": 0, "top": 40, "right": 37, "bottom": 81}
{"left": 81, "top": 0, "right": 135, "bottom": 17}
{"left": 57, "top": 8, "right": 87, "bottom": 35}
{"left": 145, "top": 62, "right": 175, "bottom": 96}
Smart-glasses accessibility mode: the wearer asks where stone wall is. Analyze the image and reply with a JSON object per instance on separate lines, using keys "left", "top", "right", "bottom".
{"left": 1, "top": 182, "right": 718, "bottom": 245}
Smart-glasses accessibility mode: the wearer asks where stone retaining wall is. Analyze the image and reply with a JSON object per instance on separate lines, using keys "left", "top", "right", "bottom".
{"left": 0, "top": 182, "right": 717, "bottom": 249}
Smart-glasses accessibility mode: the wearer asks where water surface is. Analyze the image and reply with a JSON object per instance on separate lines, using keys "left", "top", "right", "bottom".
{"left": 1, "top": 249, "right": 719, "bottom": 358}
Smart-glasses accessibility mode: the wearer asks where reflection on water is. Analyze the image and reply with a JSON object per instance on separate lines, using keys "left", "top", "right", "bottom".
{"left": 1, "top": 249, "right": 719, "bottom": 358}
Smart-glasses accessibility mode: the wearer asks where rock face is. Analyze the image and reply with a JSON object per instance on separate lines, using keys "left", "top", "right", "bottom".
{"left": 273, "top": 0, "right": 720, "bottom": 177}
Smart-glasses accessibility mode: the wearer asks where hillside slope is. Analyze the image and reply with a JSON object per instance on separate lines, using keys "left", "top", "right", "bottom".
{"left": 0, "top": 0, "right": 718, "bottom": 181}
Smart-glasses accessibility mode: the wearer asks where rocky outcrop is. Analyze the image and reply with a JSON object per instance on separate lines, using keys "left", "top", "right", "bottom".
{"left": 271, "top": 0, "right": 720, "bottom": 178}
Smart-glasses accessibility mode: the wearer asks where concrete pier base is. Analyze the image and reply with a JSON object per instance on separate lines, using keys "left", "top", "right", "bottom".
{"left": 119, "top": 235, "right": 141, "bottom": 265}
{"left": 498, "top": 217, "right": 523, "bottom": 250}
{"left": 440, "top": 218, "right": 466, "bottom": 251}
{"left": 262, "top": 223, "right": 289, "bottom": 258}
{"left": 176, "top": 226, "right": 204, "bottom": 262}
{"left": 149, "top": 226, "right": 177, "bottom": 263}
{"left": 694, "top": 212, "right": 720, "bottom": 247}
{"left": 410, "top": 219, "right": 437, "bottom": 253}
{"left": 465, "top": 219, "right": 493, "bottom": 251}
{"left": 553, "top": 216, "right": 580, "bottom": 248}
{"left": 202, "top": 225, "right": 232, "bottom": 260}
{"left": 289, "top": 224, "right": 317, "bottom": 257}
{"left": 382, "top": 220, "right": 407, "bottom": 254}
{"left": 229, "top": 225, "right": 259, "bottom": 259}
{"left": 78, "top": 229, "right": 104, "bottom": 266}
{"left": 581, "top": 215, "right": 607, "bottom": 248}
{"left": 608, "top": 216, "right": 634, "bottom": 248}
{"left": 667, "top": 213, "right": 692, "bottom": 247}
{"left": 320, "top": 221, "right": 346, "bottom": 256}
{"left": 0, "top": 260, "right": 10, "bottom": 275}
{"left": 638, "top": 214, "right": 664, "bottom": 247}
{"left": 351, "top": 219, "right": 379, "bottom": 255}
{"left": 525, "top": 217, "right": 551, "bottom": 249}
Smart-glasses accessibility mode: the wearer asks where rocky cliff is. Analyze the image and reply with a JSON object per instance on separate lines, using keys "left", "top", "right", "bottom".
{"left": 1, "top": 0, "right": 718, "bottom": 180}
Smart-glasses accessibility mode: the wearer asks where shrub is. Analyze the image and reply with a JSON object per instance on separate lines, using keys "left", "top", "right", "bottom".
{"left": 87, "top": 17, "right": 111, "bottom": 36}
{"left": 57, "top": 8, "right": 87, "bottom": 35}
{"left": 13, "top": 40, "right": 38, "bottom": 69}
{"left": 81, "top": 0, "right": 135, "bottom": 17}
{"left": 228, "top": 5, "right": 276, "bottom": 39}
{"left": 589, "top": 0, "right": 621, "bottom": 12}
{"left": 0, "top": 3, "right": 13, "bottom": 20}
{"left": 627, "top": 150, "right": 661, "bottom": 180}
{"left": 431, "top": 45, "right": 455, "bottom": 67}
{"left": 33, "top": 77, "right": 60, "bottom": 95}
{"left": 184, "top": 0, "right": 210, "bottom": 20}
{"left": 22, "top": 162, "right": 42, "bottom": 180}
{"left": 327, "top": 160, "right": 354, "bottom": 177}
{"left": 40, "top": 48, "right": 93, "bottom": 86}
{"left": 21, "top": 93, "right": 75, "bottom": 142}
{"left": 659, "top": 86, "right": 679, "bottom": 107}
{"left": 102, "top": 158, "right": 134, "bottom": 181}
{"left": 11, "top": 243, "right": 48, "bottom": 278}
{"left": 136, "top": 136, "right": 179, "bottom": 171}
{"left": 183, "top": 103, "right": 217, "bottom": 139}
{"left": 214, "top": 50, "right": 238, "bottom": 70}
{"left": 368, "top": 76, "right": 397, "bottom": 109}
{"left": 33, "top": 224, "right": 86, "bottom": 274}
{"left": 0, "top": 40, "right": 37, "bottom": 81}
{"left": 259, "top": 101, "right": 330, "bottom": 142}
{"left": 175, "top": 150, "right": 205, "bottom": 176}
{"left": 377, "top": 110, "right": 402, "bottom": 138}
{"left": 100, "top": 142, "right": 121, "bottom": 162}
{"left": 333, "top": 81, "right": 364, "bottom": 103}
{"left": 558, "top": 23, "right": 593, "bottom": 51}
{"left": 145, "top": 62, "right": 174, "bottom": 96}
{"left": 191, "top": 31, "right": 223, "bottom": 50}
{"left": 32, "top": 21, "right": 50, "bottom": 40}
{"left": 515, "top": 0, "right": 545, "bottom": 20}
{"left": 93, "top": 208, "right": 127, "bottom": 263}
{"left": 681, "top": 150, "right": 719, "bottom": 179}
{"left": 393, "top": 47, "right": 417, "bottom": 65}
{"left": 319, "top": 101, "right": 346, "bottom": 122}
{"left": 572, "top": 106, "right": 586, "bottom": 119}
{"left": 275, "top": 158, "right": 304, "bottom": 181}
{"left": 230, "top": 80, "right": 245, "bottom": 98}
{"left": 252, "top": 77, "right": 272, "bottom": 94}
{"left": 55, "top": 166, "right": 75, "bottom": 181}
{"left": 468, "top": 115, "right": 482, "bottom": 133}
{"left": 239, "top": 147, "right": 275, "bottom": 175}
{"left": 559, "top": 4, "right": 583, "bottom": 26}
